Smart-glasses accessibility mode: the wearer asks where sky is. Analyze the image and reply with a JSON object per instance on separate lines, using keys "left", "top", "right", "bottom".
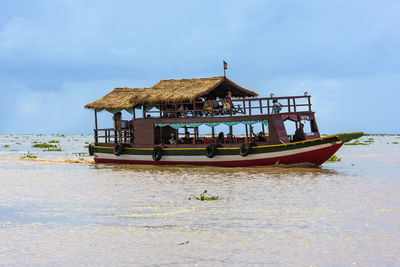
{"left": 0, "top": 0, "right": 399, "bottom": 134}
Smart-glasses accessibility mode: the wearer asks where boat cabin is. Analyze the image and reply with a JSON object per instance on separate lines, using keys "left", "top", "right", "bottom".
{"left": 85, "top": 76, "right": 320, "bottom": 148}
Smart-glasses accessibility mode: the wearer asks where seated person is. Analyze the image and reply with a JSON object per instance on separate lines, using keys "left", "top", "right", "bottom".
{"left": 169, "top": 133, "right": 177, "bottom": 144}
{"left": 253, "top": 131, "right": 265, "bottom": 142}
{"left": 272, "top": 99, "right": 282, "bottom": 114}
{"left": 217, "top": 132, "right": 224, "bottom": 145}
{"left": 293, "top": 123, "right": 305, "bottom": 142}
{"left": 180, "top": 131, "right": 192, "bottom": 144}
{"left": 203, "top": 101, "right": 213, "bottom": 115}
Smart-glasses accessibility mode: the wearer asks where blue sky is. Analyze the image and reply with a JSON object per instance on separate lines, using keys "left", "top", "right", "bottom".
{"left": 0, "top": 0, "right": 399, "bottom": 134}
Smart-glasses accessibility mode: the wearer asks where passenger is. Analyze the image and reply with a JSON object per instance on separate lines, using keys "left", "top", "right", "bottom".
{"left": 113, "top": 112, "right": 122, "bottom": 131}
{"left": 272, "top": 99, "right": 282, "bottom": 114}
{"left": 223, "top": 91, "right": 232, "bottom": 111}
{"left": 204, "top": 101, "right": 212, "bottom": 115}
{"left": 169, "top": 133, "right": 177, "bottom": 144}
{"left": 217, "top": 132, "right": 224, "bottom": 144}
{"left": 293, "top": 123, "right": 305, "bottom": 142}
{"left": 177, "top": 105, "right": 187, "bottom": 117}
{"left": 180, "top": 131, "right": 192, "bottom": 144}
{"left": 253, "top": 131, "right": 265, "bottom": 142}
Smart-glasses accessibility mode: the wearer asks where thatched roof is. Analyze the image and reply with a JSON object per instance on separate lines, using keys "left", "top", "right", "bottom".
{"left": 85, "top": 76, "right": 258, "bottom": 110}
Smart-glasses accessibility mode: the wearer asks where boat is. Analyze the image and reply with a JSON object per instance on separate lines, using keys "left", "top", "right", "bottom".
{"left": 84, "top": 76, "right": 362, "bottom": 167}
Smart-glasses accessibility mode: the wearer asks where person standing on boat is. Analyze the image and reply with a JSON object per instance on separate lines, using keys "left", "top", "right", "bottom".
{"left": 113, "top": 112, "right": 122, "bottom": 142}
{"left": 223, "top": 91, "right": 232, "bottom": 112}
{"left": 113, "top": 112, "right": 122, "bottom": 130}
{"left": 293, "top": 123, "right": 306, "bottom": 142}
{"left": 272, "top": 99, "right": 282, "bottom": 114}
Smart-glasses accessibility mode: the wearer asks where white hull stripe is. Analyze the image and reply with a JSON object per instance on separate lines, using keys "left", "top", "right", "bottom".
{"left": 95, "top": 141, "right": 342, "bottom": 162}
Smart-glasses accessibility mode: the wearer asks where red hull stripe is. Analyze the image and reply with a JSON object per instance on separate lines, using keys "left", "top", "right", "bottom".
{"left": 94, "top": 142, "right": 343, "bottom": 167}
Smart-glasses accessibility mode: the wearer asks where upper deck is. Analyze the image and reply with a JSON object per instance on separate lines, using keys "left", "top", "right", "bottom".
{"left": 141, "top": 95, "right": 312, "bottom": 119}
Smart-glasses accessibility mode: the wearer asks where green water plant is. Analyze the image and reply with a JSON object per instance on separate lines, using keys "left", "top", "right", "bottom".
{"left": 2, "top": 144, "right": 9, "bottom": 148}
{"left": 344, "top": 140, "right": 369, "bottom": 146}
{"left": 392, "top": 142, "right": 399, "bottom": 144}
{"left": 20, "top": 151, "right": 37, "bottom": 159}
{"left": 32, "top": 143, "right": 57, "bottom": 149}
{"left": 48, "top": 140, "right": 60, "bottom": 143}
{"left": 189, "top": 190, "right": 219, "bottom": 201}
{"left": 327, "top": 154, "right": 342, "bottom": 162}
{"left": 44, "top": 147, "right": 62, "bottom": 151}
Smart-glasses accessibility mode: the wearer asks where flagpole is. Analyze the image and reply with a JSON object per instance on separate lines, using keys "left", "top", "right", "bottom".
{"left": 223, "top": 60, "right": 226, "bottom": 77}
{"left": 223, "top": 60, "right": 227, "bottom": 77}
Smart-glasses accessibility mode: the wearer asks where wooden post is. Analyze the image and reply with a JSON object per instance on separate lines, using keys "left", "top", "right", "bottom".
{"left": 229, "top": 126, "right": 233, "bottom": 143}
{"left": 262, "top": 123, "right": 265, "bottom": 134}
{"left": 293, "top": 98, "right": 296, "bottom": 112}
{"left": 267, "top": 99, "right": 270, "bottom": 114}
{"left": 243, "top": 100, "right": 246, "bottom": 115}
{"left": 308, "top": 96, "right": 311, "bottom": 111}
{"left": 288, "top": 99, "right": 291, "bottom": 113}
{"left": 249, "top": 100, "right": 252, "bottom": 116}
{"left": 142, "top": 105, "right": 146, "bottom": 118}
{"left": 94, "top": 109, "right": 98, "bottom": 143}
{"left": 245, "top": 124, "right": 248, "bottom": 138}
{"left": 259, "top": 100, "right": 263, "bottom": 113}
{"left": 212, "top": 127, "right": 215, "bottom": 143}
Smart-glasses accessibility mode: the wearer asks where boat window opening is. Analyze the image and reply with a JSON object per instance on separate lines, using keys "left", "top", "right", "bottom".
{"left": 284, "top": 120, "right": 297, "bottom": 141}
{"left": 301, "top": 119, "right": 312, "bottom": 134}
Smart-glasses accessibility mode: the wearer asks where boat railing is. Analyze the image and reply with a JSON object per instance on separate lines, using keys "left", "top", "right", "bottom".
{"left": 144, "top": 95, "right": 312, "bottom": 118}
{"left": 94, "top": 124, "right": 134, "bottom": 144}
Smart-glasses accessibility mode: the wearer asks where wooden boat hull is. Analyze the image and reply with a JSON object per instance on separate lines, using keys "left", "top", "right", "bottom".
{"left": 93, "top": 135, "right": 349, "bottom": 167}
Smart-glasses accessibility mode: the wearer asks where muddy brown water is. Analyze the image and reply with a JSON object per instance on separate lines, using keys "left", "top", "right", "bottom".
{"left": 0, "top": 134, "right": 399, "bottom": 266}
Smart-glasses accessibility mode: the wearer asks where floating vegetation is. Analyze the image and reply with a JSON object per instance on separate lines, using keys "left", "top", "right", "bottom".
{"left": 392, "top": 142, "right": 399, "bottom": 144}
{"left": 48, "top": 140, "right": 60, "bottom": 143}
{"left": 189, "top": 190, "right": 219, "bottom": 201}
{"left": 15, "top": 142, "right": 21, "bottom": 145}
{"left": 84, "top": 145, "right": 89, "bottom": 148}
{"left": 56, "top": 134, "right": 66, "bottom": 138}
{"left": 364, "top": 138, "right": 375, "bottom": 143}
{"left": 2, "top": 144, "right": 9, "bottom": 148}
{"left": 44, "top": 147, "right": 62, "bottom": 152}
{"left": 327, "top": 154, "right": 342, "bottom": 162}
{"left": 32, "top": 143, "right": 57, "bottom": 149}
{"left": 20, "top": 151, "right": 38, "bottom": 159}
{"left": 344, "top": 140, "right": 369, "bottom": 146}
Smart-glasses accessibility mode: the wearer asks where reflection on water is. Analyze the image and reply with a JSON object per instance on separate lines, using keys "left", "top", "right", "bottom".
{"left": 0, "top": 135, "right": 400, "bottom": 265}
